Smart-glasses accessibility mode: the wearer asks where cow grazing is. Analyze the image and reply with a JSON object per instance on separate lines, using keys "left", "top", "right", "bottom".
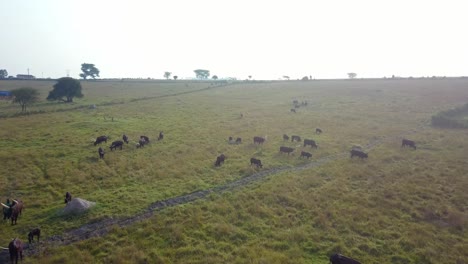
{"left": 316, "top": 128, "right": 322, "bottom": 134}
{"left": 330, "top": 253, "right": 361, "bottom": 264}
{"left": 290, "top": 108, "right": 296, "bottom": 113}
{"left": 253, "top": 136, "right": 265, "bottom": 144}
{"left": 228, "top": 136, "right": 233, "bottom": 142}
{"left": 110, "top": 140, "right": 124, "bottom": 151}
{"left": 140, "top": 136, "right": 150, "bottom": 143}
{"left": 28, "top": 228, "right": 41, "bottom": 244}
{"left": 300, "top": 151, "right": 312, "bottom": 159}
{"left": 283, "top": 134, "right": 289, "bottom": 141}
{"left": 137, "top": 138, "right": 146, "bottom": 148}
{"left": 250, "top": 158, "right": 263, "bottom": 168}
{"left": 214, "top": 154, "right": 226, "bottom": 167}
{"left": 303, "top": 139, "right": 318, "bottom": 148}
{"left": 402, "top": 139, "right": 416, "bottom": 149}
{"left": 350, "top": 149, "right": 368, "bottom": 159}
{"left": 235, "top": 137, "right": 242, "bottom": 144}
{"left": 8, "top": 238, "right": 23, "bottom": 264}
{"left": 94, "top": 135, "right": 108, "bottom": 146}
{"left": 280, "top": 146, "right": 294, "bottom": 155}
{"left": 122, "top": 134, "right": 129, "bottom": 144}
{"left": 64, "top": 192, "right": 72, "bottom": 204}
{"left": 158, "top": 131, "right": 164, "bottom": 141}
{"left": 98, "top": 147, "right": 105, "bottom": 159}
{"left": 293, "top": 100, "right": 299, "bottom": 105}
{"left": 291, "top": 135, "right": 301, "bottom": 142}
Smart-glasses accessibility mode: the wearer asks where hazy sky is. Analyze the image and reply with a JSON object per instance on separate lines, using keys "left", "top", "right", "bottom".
{"left": 1, "top": 0, "right": 467, "bottom": 80}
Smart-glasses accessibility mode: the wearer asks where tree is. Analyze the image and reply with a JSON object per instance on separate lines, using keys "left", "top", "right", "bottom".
{"left": 283, "top": 76, "right": 290, "bottom": 80}
{"left": 0, "top": 69, "right": 8, "bottom": 79}
{"left": 194, "top": 69, "right": 210, "bottom": 79}
{"left": 301, "top": 76, "right": 309, "bottom": 81}
{"left": 212, "top": 75, "right": 218, "bottom": 80}
{"left": 348, "top": 72, "right": 357, "bottom": 79}
{"left": 79, "top": 63, "right": 100, "bottom": 79}
{"left": 47, "top": 77, "right": 83, "bottom": 103}
{"left": 173, "top": 76, "right": 178, "bottom": 80}
{"left": 248, "top": 75, "right": 252, "bottom": 80}
{"left": 164, "top": 72, "right": 172, "bottom": 80}
{"left": 11, "top": 87, "right": 39, "bottom": 112}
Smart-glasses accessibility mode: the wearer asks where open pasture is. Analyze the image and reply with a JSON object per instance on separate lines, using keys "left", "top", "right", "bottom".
{"left": 0, "top": 78, "right": 467, "bottom": 263}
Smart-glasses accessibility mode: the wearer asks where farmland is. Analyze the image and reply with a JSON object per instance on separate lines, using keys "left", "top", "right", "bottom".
{"left": 0, "top": 78, "right": 467, "bottom": 263}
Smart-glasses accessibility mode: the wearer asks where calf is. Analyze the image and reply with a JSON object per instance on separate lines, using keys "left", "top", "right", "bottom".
{"left": 283, "top": 134, "right": 289, "bottom": 141}
{"left": 279, "top": 146, "right": 294, "bottom": 155}
{"left": 28, "top": 228, "right": 41, "bottom": 244}
{"left": 214, "top": 154, "right": 226, "bottom": 167}
{"left": 8, "top": 238, "right": 23, "bottom": 264}
{"left": 350, "top": 149, "right": 368, "bottom": 159}
{"left": 98, "top": 147, "right": 105, "bottom": 159}
{"left": 291, "top": 135, "right": 301, "bottom": 142}
{"left": 253, "top": 136, "right": 265, "bottom": 144}
{"left": 401, "top": 139, "right": 416, "bottom": 149}
{"left": 330, "top": 253, "right": 361, "bottom": 264}
{"left": 300, "top": 151, "right": 312, "bottom": 159}
{"left": 303, "top": 139, "right": 318, "bottom": 148}
{"left": 316, "top": 128, "right": 322, "bottom": 134}
{"left": 64, "top": 192, "right": 72, "bottom": 204}
{"left": 250, "top": 158, "right": 263, "bottom": 168}
{"left": 94, "top": 135, "right": 108, "bottom": 146}
{"left": 110, "top": 140, "right": 124, "bottom": 151}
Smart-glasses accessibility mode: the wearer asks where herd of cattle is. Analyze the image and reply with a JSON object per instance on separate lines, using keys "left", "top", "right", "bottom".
{"left": 94, "top": 132, "right": 164, "bottom": 159}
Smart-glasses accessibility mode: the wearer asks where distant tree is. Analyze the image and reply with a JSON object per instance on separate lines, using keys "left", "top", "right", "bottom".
{"left": 47, "top": 77, "right": 83, "bottom": 103}
{"left": 164, "top": 72, "right": 172, "bottom": 80}
{"left": 173, "top": 75, "right": 178, "bottom": 80}
{"left": 248, "top": 75, "right": 252, "bottom": 80}
{"left": 79, "top": 63, "right": 100, "bottom": 79}
{"left": 194, "top": 69, "right": 210, "bottom": 79}
{"left": 11, "top": 87, "right": 39, "bottom": 112}
{"left": 212, "top": 75, "right": 218, "bottom": 80}
{"left": 301, "top": 76, "right": 309, "bottom": 81}
{"left": 348, "top": 72, "right": 357, "bottom": 79}
{"left": 283, "top": 76, "right": 290, "bottom": 80}
{"left": 0, "top": 69, "right": 8, "bottom": 79}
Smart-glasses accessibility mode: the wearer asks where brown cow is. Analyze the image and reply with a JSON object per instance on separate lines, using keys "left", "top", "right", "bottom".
{"left": 9, "top": 200, "right": 23, "bottom": 225}
{"left": 8, "top": 238, "right": 24, "bottom": 264}
{"left": 28, "top": 228, "right": 41, "bottom": 244}
{"left": 214, "top": 154, "right": 226, "bottom": 167}
{"left": 283, "top": 134, "right": 289, "bottom": 141}
{"left": 235, "top": 137, "right": 242, "bottom": 144}
{"left": 316, "top": 128, "right": 322, "bottom": 134}
{"left": 402, "top": 139, "right": 416, "bottom": 149}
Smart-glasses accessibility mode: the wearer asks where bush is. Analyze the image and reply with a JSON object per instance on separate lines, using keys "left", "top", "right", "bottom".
{"left": 431, "top": 103, "right": 468, "bottom": 128}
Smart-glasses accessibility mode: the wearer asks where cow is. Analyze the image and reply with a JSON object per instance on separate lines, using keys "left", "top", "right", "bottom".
{"left": 137, "top": 138, "right": 146, "bottom": 148}
{"left": 140, "top": 136, "right": 150, "bottom": 143}
{"left": 98, "top": 147, "right": 105, "bottom": 159}
{"left": 64, "top": 192, "right": 72, "bottom": 204}
{"left": 293, "top": 100, "right": 299, "bottom": 105}
{"left": 350, "top": 149, "right": 368, "bottom": 159}
{"left": 330, "top": 253, "right": 361, "bottom": 264}
{"left": 316, "top": 128, "right": 322, "bottom": 134}
{"left": 253, "top": 136, "right": 265, "bottom": 144}
{"left": 228, "top": 136, "right": 233, "bottom": 142}
{"left": 9, "top": 200, "right": 23, "bottom": 225}
{"left": 94, "top": 135, "right": 108, "bottom": 146}
{"left": 291, "top": 135, "right": 301, "bottom": 142}
{"left": 235, "top": 137, "right": 242, "bottom": 144}
{"left": 110, "top": 140, "right": 124, "bottom": 151}
{"left": 303, "top": 139, "right": 318, "bottom": 148}
{"left": 28, "top": 228, "right": 41, "bottom": 244}
{"left": 250, "top": 158, "right": 263, "bottom": 168}
{"left": 300, "top": 151, "right": 312, "bottom": 159}
{"left": 402, "top": 139, "right": 416, "bottom": 149}
{"left": 294, "top": 104, "right": 300, "bottom": 109}
{"left": 158, "top": 131, "right": 164, "bottom": 141}
{"left": 290, "top": 108, "right": 296, "bottom": 113}
{"left": 8, "top": 238, "right": 23, "bottom": 264}
{"left": 280, "top": 146, "right": 294, "bottom": 155}
{"left": 122, "top": 134, "right": 129, "bottom": 144}
{"left": 2, "top": 199, "right": 12, "bottom": 220}
{"left": 214, "top": 154, "right": 226, "bottom": 167}
{"left": 283, "top": 134, "right": 289, "bottom": 141}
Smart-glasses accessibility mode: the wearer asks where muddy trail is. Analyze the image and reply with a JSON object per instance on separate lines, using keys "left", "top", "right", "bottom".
{"left": 0, "top": 126, "right": 425, "bottom": 261}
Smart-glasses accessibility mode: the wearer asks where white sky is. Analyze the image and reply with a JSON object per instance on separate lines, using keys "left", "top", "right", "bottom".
{"left": 1, "top": 0, "right": 467, "bottom": 80}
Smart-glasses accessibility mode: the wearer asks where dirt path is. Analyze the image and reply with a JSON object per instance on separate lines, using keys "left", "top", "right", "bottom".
{"left": 0, "top": 125, "right": 425, "bottom": 261}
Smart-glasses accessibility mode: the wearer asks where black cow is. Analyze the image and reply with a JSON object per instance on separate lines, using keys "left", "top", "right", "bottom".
{"left": 350, "top": 149, "right": 368, "bottom": 159}
{"left": 291, "top": 135, "right": 301, "bottom": 142}
{"left": 137, "top": 138, "right": 146, "bottom": 148}
{"left": 8, "top": 238, "right": 23, "bottom": 264}
{"left": 98, "top": 147, "right": 105, "bottom": 159}
{"left": 280, "top": 146, "right": 294, "bottom": 155}
{"left": 250, "top": 158, "right": 263, "bottom": 168}
{"left": 330, "top": 253, "right": 361, "bottom": 264}
{"left": 300, "top": 151, "right": 312, "bottom": 159}
{"left": 235, "top": 137, "right": 242, "bottom": 144}
{"left": 64, "top": 192, "right": 72, "bottom": 204}
{"left": 402, "top": 139, "right": 416, "bottom": 149}
{"left": 304, "top": 139, "right": 318, "bottom": 148}
{"left": 122, "top": 134, "right": 129, "bottom": 144}
{"left": 283, "top": 134, "right": 289, "bottom": 141}
{"left": 253, "top": 136, "right": 265, "bottom": 144}
{"left": 316, "top": 128, "right": 322, "bottom": 134}
{"left": 158, "top": 131, "right": 164, "bottom": 141}
{"left": 28, "top": 228, "right": 41, "bottom": 244}
{"left": 110, "top": 140, "right": 124, "bottom": 151}
{"left": 293, "top": 100, "right": 299, "bottom": 104}
{"left": 228, "top": 136, "right": 233, "bottom": 142}
{"left": 94, "top": 135, "right": 108, "bottom": 146}
{"left": 290, "top": 108, "right": 296, "bottom": 113}
{"left": 214, "top": 154, "right": 226, "bottom": 167}
{"left": 140, "top": 136, "right": 150, "bottom": 143}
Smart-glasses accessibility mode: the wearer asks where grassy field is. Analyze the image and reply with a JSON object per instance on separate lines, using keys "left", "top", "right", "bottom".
{"left": 0, "top": 78, "right": 467, "bottom": 263}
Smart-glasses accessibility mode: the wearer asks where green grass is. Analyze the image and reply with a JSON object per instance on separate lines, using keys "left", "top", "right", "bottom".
{"left": 0, "top": 78, "right": 467, "bottom": 263}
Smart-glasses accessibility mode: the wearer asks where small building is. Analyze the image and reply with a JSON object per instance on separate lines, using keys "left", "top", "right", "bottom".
{"left": 16, "top": 74, "right": 36, "bottom": 79}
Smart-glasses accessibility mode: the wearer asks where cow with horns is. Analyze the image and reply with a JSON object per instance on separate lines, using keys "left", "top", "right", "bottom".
{"left": 1, "top": 199, "right": 24, "bottom": 225}
{"left": 1, "top": 238, "right": 24, "bottom": 264}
